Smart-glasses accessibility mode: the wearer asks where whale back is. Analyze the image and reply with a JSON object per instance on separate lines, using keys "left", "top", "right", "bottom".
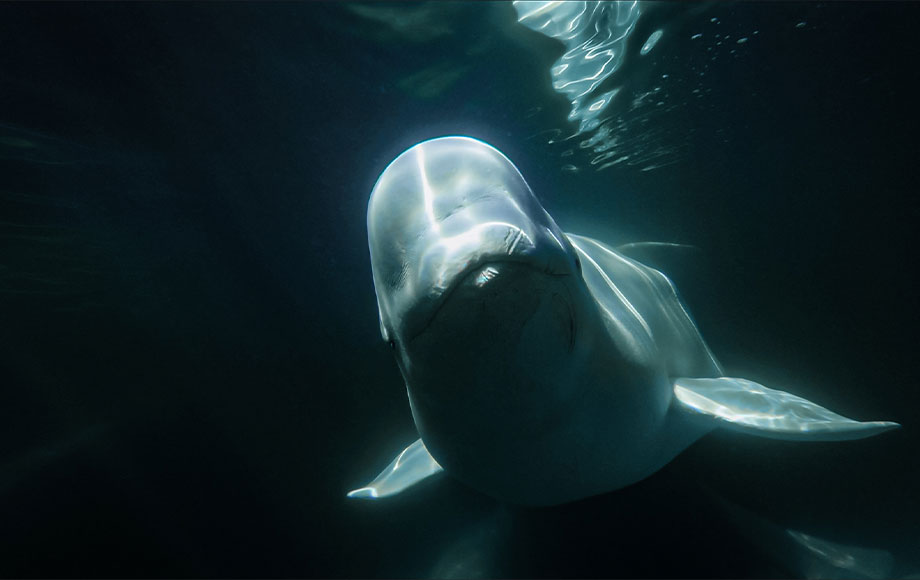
{"left": 566, "top": 233, "right": 723, "bottom": 380}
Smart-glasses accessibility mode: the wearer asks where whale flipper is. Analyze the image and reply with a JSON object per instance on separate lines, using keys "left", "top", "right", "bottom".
{"left": 347, "top": 438, "right": 443, "bottom": 499}
{"left": 673, "top": 377, "right": 900, "bottom": 441}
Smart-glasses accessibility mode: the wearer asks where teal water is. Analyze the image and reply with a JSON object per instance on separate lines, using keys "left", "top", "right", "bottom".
{"left": 0, "top": 2, "right": 917, "bottom": 577}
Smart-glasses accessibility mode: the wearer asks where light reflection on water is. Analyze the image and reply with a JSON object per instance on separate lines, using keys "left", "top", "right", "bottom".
{"left": 512, "top": 2, "right": 765, "bottom": 173}
{"left": 513, "top": 1, "right": 642, "bottom": 137}
{"left": 512, "top": 1, "right": 706, "bottom": 173}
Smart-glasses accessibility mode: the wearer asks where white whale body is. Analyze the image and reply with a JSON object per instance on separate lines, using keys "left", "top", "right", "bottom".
{"left": 349, "top": 136, "right": 899, "bottom": 506}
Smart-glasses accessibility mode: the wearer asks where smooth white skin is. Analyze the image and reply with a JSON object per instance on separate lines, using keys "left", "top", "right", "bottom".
{"left": 362, "top": 137, "right": 899, "bottom": 506}
{"left": 367, "top": 137, "right": 715, "bottom": 505}
{"left": 367, "top": 136, "right": 574, "bottom": 345}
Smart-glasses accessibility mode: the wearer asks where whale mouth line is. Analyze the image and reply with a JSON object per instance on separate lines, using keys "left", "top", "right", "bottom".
{"left": 407, "top": 258, "right": 570, "bottom": 344}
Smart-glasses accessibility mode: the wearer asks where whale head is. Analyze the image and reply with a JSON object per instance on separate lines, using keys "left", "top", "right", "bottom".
{"left": 367, "top": 136, "right": 591, "bottom": 500}
{"left": 367, "top": 136, "right": 579, "bottom": 344}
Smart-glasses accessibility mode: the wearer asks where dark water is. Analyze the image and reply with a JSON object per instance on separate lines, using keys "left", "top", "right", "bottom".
{"left": 1, "top": 2, "right": 917, "bottom": 577}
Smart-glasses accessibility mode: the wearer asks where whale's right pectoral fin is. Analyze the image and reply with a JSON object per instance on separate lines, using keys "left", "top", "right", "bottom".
{"left": 673, "top": 376, "right": 900, "bottom": 441}
{"left": 347, "top": 438, "right": 444, "bottom": 500}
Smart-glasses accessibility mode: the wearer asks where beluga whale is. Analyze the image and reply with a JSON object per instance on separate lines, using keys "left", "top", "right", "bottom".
{"left": 349, "top": 136, "right": 899, "bottom": 506}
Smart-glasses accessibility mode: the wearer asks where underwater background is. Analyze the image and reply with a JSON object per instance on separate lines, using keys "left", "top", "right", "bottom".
{"left": 1, "top": 1, "right": 918, "bottom": 577}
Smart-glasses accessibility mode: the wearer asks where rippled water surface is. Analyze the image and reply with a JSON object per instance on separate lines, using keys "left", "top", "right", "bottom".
{"left": 1, "top": 2, "right": 918, "bottom": 577}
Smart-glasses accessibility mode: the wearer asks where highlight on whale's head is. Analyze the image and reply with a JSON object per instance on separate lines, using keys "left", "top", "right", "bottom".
{"left": 367, "top": 136, "right": 580, "bottom": 348}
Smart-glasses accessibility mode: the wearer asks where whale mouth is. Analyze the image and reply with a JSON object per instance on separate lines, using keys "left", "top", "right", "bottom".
{"left": 406, "top": 259, "right": 572, "bottom": 345}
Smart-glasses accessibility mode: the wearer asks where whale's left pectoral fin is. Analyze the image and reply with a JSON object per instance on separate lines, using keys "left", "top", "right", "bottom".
{"left": 673, "top": 376, "right": 900, "bottom": 441}
{"left": 347, "top": 438, "right": 444, "bottom": 500}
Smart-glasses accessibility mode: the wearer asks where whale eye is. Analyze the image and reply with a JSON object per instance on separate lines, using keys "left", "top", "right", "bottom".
{"left": 574, "top": 255, "right": 582, "bottom": 274}
{"left": 388, "top": 339, "right": 396, "bottom": 350}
